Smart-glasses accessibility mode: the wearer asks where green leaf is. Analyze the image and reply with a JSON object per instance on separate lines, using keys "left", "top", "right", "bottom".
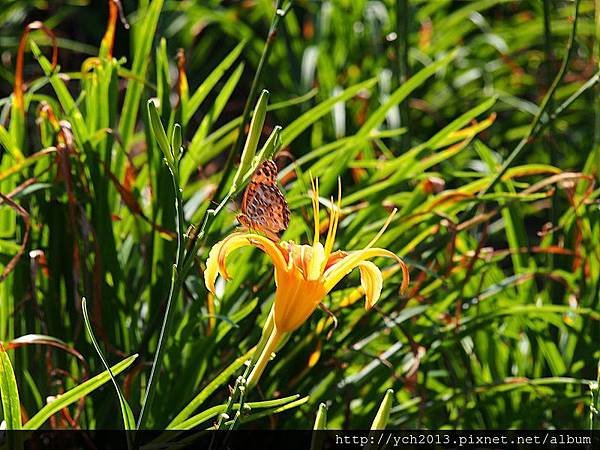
{"left": 119, "top": 0, "right": 164, "bottom": 150}
{"left": 24, "top": 354, "right": 138, "bottom": 430}
{"left": 82, "top": 297, "right": 136, "bottom": 430}
{"left": 183, "top": 40, "right": 246, "bottom": 124}
{"left": 370, "top": 389, "right": 393, "bottom": 430}
{"left": 309, "top": 403, "right": 328, "bottom": 450}
{"left": 280, "top": 77, "right": 377, "bottom": 147}
{"left": 254, "top": 125, "right": 282, "bottom": 167}
{"left": 148, "top": 100, "right": 174, "bottom": 166}
{"left": 230, "top": 89, "right": 269, "bottom": 192}
{"left": 176, "top": 395, "right": 302, "bottom": 430}
{"left": 0, "top": 147, "right": 56, "bottom": 183}
{"left": 167, "top": 350, "right": 251, "bottom": 428}
{"left": 172, "top": 123, "right": 183, "bottom": 159}
{"left": 0, "top": 124, "right": 23, "bottom": 161}
{"left": 236, "top": 396, "right": 309, "bottom": 425}
{"left": 30, "top": 41, "right": 90, "bottom": 145}
{"left": 359, "top": 51, "right": 458, "bottom": 138}
{"left": 0, "top": 343, "right": 21, "bottom": 429}
{"left": 313, "top": 402, "right": 327, "bottom": 430}
{"left": 181, "top": 62, "right": 245, "bottom": 185}
{"left": 376, "top": 95, "right": 497, "bottom": 180}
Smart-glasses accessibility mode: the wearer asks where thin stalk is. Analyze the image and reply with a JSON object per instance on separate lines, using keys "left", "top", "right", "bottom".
{"left": 223, "top": 310, "right": 273, "bottom": 432}
{"left": 214, "top": 310, "right": 275, "bottom": 432}
{"left": 454, "top": 69, "right": 599, "bottom": 224}
{"left": 227, "top": 383, "right": 246, "bottom": 430}
{"left": 478, "top": 0, "right": 581, "bottom": 198}
{"left": 215, "top": 376, "right": 244, "bottom": 429}
{"left": 210, "top": 316, "right": 280, "bottom": 446}
{"left": 179, "top": 2, "right": 292, "bottom": 278}
{"left": 396, "top": 0, "right": 410, "bottom": 150}
{"left": 136, "top": 186, "right": 233, "bottom": 364}
{"left": 247, "top": 328, "right": 283, "bottom": 389}
{"left": 211, "top": 0, "right": 290, "bottom": 204}
{"left": 542, "top": 0, "right": 555, "bottom": 109}
{"left": 248, "top": 307, "right": 275, "bottom": 367}
{"left": 208, "top": 348, "right": 254, "bottom": 450}
{"left": 592, "top": 358, "right": 600, "bottom": 429}
{"left": 542, "top": 0, "right": 559, "bottom": 291}
{"left": 180, "top": 192, "right": 232, "bottom": 279}
{"left": 137, "top": 163, "right": 185, "bottom": 429}
{"left": 592, "top": 0, "right": 600, "bottom": 178}
{"left": 548, "top": 72, "right": 600, "bottom": 121}
{"left": 542, "top": 0, "right": 557, "bottom": 170}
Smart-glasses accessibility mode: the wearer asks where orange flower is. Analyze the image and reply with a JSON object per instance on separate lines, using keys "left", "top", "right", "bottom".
{"left": 204, "top": 179, "right": 409, "bottom": 387}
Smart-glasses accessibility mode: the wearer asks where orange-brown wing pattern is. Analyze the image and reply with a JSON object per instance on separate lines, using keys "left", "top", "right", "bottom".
{"left": 238, "top": 160, "right": 290, "bottom": 239}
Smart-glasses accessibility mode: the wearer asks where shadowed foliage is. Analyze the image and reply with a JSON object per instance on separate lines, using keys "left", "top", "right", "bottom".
{"left": 0, "top": 0, "right": 598, "bottom": 431}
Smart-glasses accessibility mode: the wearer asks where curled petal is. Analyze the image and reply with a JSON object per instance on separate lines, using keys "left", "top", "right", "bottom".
{"left": 398, "top": 257, "right": 410, "bottom": 294}
{"left": 204, "top": 232, "right": 287, "bottom": 293}
{"left": 322, "top": 247, "right": 409, "bottom": 294}
{"left": 245, "top": 236, "right": 288, "bottom": 274}
{"left": 358, "top": 261, "right": 383, "bottom": 309}
{"left": 204, "top": 238, "right": 226, "bottom": 293}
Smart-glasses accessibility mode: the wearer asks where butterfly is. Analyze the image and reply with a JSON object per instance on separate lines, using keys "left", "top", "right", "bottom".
{"left": 237, "top": 160, "right": 290, "bottom": 241}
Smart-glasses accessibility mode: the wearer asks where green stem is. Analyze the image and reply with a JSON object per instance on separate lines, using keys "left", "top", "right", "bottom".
{"left": 215, "top": 375, "right": 244, "bottom": 430}
{"left": 542, "top": 0, "right": 556, "bottom": 172}
{"left": 137, "top": 164, "right": 185, "bottom": 429}
{"left": 178, "top": 2, "right": 293, "bottom": 286}
{"left": 396, "top": 0, "right": 410, "bottom": 150}
{"left": 180, "top": 192, "right": 231, "bottom": 279}
{"left": 542, "top": 0, "right": 559, "bottom": 290}
{"left": 591, "top": 0, "right": 600, "bottom": 179}
{"left": 211, "top": 0, "right": 289, "bottom": 204}
{"left": 249, "top": 307, "right": 275, "bottom": 367}
{"left": 227, "top": 382, "right": 246, "bottom": 430}
{"left": 542, "top": 0, "right": 554, "bottom": 101}
{"left": 592, "top": 358, "right": 600, "bottom": 429}
{"left": 247, "top": 328, "right": 283, "bottom": 390}
{"left": 478, "top": 0, "right": 581, "bottom": 198}
{"left": 215, "top": 308, "right": 274, "bottom": 432}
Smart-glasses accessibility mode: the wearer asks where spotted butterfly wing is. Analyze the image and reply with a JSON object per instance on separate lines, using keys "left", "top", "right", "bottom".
{"left": 237, "top": 160, "right": 290, "bottom": 240}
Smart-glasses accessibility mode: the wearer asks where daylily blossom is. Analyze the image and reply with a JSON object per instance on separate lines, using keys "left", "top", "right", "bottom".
{"left": 204, "top": 179, "right": 409, "bottom": 387}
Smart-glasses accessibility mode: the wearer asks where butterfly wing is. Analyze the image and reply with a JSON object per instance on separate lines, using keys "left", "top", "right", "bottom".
{"left": 244, "top": 182, "right": 290, "bottom": 234}
{"left": 239, "top": 160, "right": 290, "bottom": 237}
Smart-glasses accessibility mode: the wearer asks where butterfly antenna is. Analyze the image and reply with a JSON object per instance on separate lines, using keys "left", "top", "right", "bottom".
{"left": 274, "top": 149, "right": 295, "bottom": 166}
{"left": 276, "top": 150, "right": 300, "bottom": 186}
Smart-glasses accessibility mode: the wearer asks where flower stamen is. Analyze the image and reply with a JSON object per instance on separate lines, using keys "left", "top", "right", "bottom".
{"left": 310, "top": 176, "right": 320, "bottom": 249}
{"left": 365, "top": 207, "right": 397, "bottom": 249}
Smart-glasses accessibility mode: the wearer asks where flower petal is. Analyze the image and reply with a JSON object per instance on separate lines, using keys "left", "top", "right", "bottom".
{"left": 308, "top": 241, "right": 325, "bottom": 280}
{"left": 246, "top": 235, "right": 289, "bottom": 274}
{"left": 204, "top": 237, "right": 228, "bottom": 294}
{"left": 274, "top": 267, "right": 327, "bottom": 333}
{"left": 324, "top": 250, "right": 348, "bottom": 271}
{"left": 358, "top": 261, "right": 383, "bottom": 309}
{"left": 204, "top": 232, "right": 287, "bottom": 293}
{"left": 322, "top": 247, "right": 409, "bottom": 294}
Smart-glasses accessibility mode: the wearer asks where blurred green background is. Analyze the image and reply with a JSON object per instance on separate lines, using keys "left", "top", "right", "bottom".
{"left": 0, "top": 0, "right": 598, "bottom": 430}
